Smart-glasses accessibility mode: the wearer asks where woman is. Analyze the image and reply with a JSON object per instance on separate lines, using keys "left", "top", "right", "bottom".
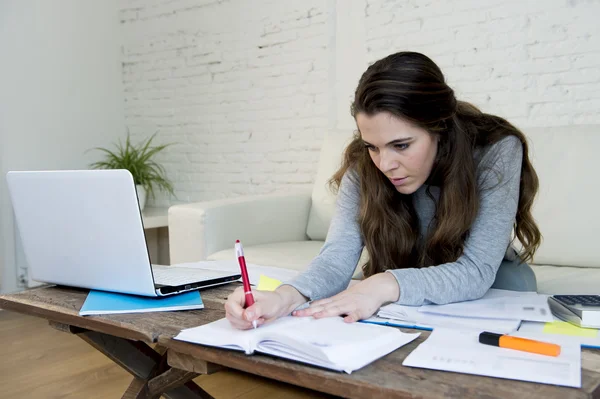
{"left": 226, "top": 51, "right": 541, "bottom": 330}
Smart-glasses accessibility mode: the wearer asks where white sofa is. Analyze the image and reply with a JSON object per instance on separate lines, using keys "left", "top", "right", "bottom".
{"left": 168, "top": 126, "right": 600, "bottom": 295}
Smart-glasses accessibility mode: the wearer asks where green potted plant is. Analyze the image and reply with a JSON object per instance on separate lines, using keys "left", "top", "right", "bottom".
{"left": 88, "top": 133, "right": 175, "bottom": 210}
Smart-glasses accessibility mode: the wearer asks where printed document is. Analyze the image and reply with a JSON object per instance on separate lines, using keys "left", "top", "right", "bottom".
{"left": 403, "top": 328, "right": 581, "bottom": 388}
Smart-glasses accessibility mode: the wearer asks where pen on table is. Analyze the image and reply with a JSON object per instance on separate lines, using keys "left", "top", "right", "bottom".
{"left": 235, "top": 239, "right": 257, "bottom": 329}
{"left": 479, "top": 331, "right": 561, "bottom": 357}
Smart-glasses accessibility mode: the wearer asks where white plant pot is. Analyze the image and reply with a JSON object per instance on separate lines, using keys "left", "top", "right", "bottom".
{"left": 136, "top": 184, "right": 147, "bottom": 211}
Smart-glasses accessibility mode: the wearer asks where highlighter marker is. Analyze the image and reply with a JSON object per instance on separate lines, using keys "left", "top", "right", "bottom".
{"left": 479, "top": 331, "right": 561, "bottom": 357}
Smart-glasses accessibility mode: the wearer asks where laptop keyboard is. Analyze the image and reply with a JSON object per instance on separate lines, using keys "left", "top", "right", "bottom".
{"left": 151, "top": 265, "right": 239, "bottom": 286}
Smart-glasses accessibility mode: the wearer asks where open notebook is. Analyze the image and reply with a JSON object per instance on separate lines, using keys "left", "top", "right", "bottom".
{"left": 174, "top": 316, "right": 420, "bottom": 374}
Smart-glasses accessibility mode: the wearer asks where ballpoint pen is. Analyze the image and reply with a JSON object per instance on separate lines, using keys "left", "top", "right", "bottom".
{"left": 235, "top": 240, "right": 257, "bottom": 329}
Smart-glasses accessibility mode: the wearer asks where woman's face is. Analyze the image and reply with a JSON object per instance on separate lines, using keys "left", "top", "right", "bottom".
{"left": 356, "top": 111, "right": 438, "bottom": 195}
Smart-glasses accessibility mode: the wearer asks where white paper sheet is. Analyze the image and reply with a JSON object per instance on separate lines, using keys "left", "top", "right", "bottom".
{"left": 518, "top": 318, "right": 600, "bottom": 349}
{"left": 171, "top": 260, "right": 300, "bottom": 286}
{"left": 418, "top": 290, "right": 553, "bottom": 323}
{"left": 377, "top": 303, "right": 521, "bottom": 334}
{"left": 403, "top": 328, "right": 581, "bottom": 388}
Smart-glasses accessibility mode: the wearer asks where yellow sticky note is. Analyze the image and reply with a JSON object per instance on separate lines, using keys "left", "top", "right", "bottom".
{"left": 256, "top": 274, "right": 283, "bottom": 291}
{"left": 543, "top": 321, "right": 599, "bottom": 338}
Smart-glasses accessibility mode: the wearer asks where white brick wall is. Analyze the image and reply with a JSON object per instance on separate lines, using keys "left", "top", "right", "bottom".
{"left": 120, "top": 0, "right": 332, "bottom": 205}
{"left": 120, "top": 0, "right": 600, "bottom": 205}
{"left": 365, "top": 0, "right": 600, "bottom": 128}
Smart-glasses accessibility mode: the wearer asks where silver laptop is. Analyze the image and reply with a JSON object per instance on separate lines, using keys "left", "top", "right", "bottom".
{"left": 6, "top": 169, "right": 240, "bottom": 296}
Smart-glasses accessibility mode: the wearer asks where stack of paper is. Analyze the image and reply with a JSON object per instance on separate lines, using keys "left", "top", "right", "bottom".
{"left": 372, "top": 289, "right": 552, "bottom": 334}
{"left": 418, "top": 291, "right": 553, "bottom": 322}
{"left": 372, "top": 305, "right": 521, "bottom": 333}
{"left": 518, "top": 318, "right": 600, "bottom": 349}
{"left": 403, "top": 328, "right": 581, "bottom": 388}
{"left": 171, "top": 260, "right": 300, "bottom": 287}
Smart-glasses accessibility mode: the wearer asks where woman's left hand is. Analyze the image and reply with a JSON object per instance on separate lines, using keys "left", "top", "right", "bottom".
{"left": 292, "top": 272, "right": 400, "bottom": 323}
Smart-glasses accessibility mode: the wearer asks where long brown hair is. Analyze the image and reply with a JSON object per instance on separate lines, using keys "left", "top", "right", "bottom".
{"left": 331, "top": 51, "right": 541, "bottom": 277}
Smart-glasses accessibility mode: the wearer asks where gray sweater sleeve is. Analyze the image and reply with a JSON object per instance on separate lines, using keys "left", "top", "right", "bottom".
{"left": 287, "top": 136, "right": 523, "bottom": 306}
{"left": 388, "top": 136, "right": 523, "bottom": 305}
{"left": 285, "top": 171, "right": 364, "bottom": 300}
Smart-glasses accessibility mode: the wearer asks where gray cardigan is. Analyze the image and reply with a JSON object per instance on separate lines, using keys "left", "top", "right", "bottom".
{"left": 287, "top": 136, "right": 524, "bottom": 306}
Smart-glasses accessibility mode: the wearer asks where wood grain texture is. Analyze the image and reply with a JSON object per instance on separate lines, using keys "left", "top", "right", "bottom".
{"left": 2, "top": 285, "right": 600, "bottom": 398}
{"left": 148, "top": 369, "right": 201, "bottom": 397}
{"left": 49, "top": 321, "right": 211, "bottom": 398}
{"left": 0, "top": 284, "right": 233, "bottom": 343}
{"left": 169, "top": 351, "right": 223, "bottom": 375}
{"left": 0, "top": 310, "right": 133, "bottom": 398}
{"left": 162, "top": 336, "right": 600, "bottom": 399}
{"left": 0, "top": 310, "right": 334, "bottom": 399}
{"left": 122, "top": 377, "right": 151, "bottom": 399}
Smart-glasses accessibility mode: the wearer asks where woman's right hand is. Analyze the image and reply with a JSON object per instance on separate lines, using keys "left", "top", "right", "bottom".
{"left": 225, "top": 285, "right": 307, "bottom": 330}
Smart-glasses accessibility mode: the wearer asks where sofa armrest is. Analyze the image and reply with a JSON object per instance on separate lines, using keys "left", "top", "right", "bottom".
{"left": 168, "top": 190, "right": 312, "bottom": 264}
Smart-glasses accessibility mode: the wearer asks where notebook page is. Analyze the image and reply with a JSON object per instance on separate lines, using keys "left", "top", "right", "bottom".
{"left": 255, "top": 317, "right": 420, "bottom": 373}
{"left": 175, "top": 318, "right": 255, "bottom": 353}
{"left": 254, "top": 340, "right": 339, "bottom": 371}
{"left": 175, "top": 316, "right": 307, "bottom": 354}
{"left": 403, "top": 328, "right": 581, "bottom": 388}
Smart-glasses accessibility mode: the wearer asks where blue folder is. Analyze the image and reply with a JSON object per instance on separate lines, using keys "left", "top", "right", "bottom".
{"left": 79, "top": 290, "right": 204, "bottom": 316}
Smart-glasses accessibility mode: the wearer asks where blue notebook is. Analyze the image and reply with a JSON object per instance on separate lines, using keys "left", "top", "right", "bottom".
{"left": 79, "top": 290, "right": 204, "bottom": 316}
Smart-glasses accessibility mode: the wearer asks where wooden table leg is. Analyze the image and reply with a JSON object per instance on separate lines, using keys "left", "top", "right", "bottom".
{"left": 168, "top": 350, "right": 223, "bottom": 375}
{"left": 49, "top": 321, "right": 214, "bottom": 399}
{"left": 122, "top": 378, "right": 150, "bottom": 399}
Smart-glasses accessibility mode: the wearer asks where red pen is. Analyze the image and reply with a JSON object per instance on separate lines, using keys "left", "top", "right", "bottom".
{"left": 235, "top": 240, "right": 257, "bottom": 328}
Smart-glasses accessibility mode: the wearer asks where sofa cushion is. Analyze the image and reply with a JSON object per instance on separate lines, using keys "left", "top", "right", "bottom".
{"left": 208, "top": 240, "right": 368, "bottom": 279}
{"left": 207, "top": 241, "right": 325, "bottom": 272}
{"left": 526, "top": 125, "right": 600, "bottom": 268}
{"left": 208, "top": 240, "right": 600, "bottom": 294}
{"left": 306, "top": 130, "right": 354, "bottom": 240}
{"left": 532, "top": 264, "right": 600, "bottom": 295}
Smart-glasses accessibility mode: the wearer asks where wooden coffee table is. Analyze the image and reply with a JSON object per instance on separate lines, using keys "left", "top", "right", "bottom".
{"left": 1, "top": 284, "right": 599, "bottom": 399}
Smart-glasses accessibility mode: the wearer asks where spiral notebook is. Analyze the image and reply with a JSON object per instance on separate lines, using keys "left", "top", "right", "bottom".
{"left": 174, "top": 316, "right": 420, "bottom": 374}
